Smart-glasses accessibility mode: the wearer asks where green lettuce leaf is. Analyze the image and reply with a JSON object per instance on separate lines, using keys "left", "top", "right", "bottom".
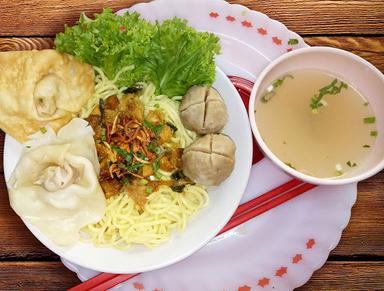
{"left": 55, "top": 9, "right": 220, "bottom": 97}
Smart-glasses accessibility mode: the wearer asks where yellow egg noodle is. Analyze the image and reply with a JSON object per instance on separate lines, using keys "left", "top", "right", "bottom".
{"left": 81, "top": 185, "right": 208, "bottom": 249}
{"left": 140, "top": 83, "right": 197, "bottom": 148}
{"left": 81, "top": 70, "right": 209, "bottom": 249}
{"left": 80, "top": 66, "right": 134, "bottom": 118}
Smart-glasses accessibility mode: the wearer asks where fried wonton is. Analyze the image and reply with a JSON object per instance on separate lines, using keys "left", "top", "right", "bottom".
{"left": 0, "top": 49, "right": 94, "bottom": 142}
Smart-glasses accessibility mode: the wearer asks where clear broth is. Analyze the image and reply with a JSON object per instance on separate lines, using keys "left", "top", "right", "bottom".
{"left": 255, "top": 69, "right": 376, "bottom": 178}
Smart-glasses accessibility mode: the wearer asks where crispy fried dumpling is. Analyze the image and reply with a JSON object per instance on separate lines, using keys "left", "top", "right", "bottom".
{"left": 0, "top": 49, "right": 94, "bottom": 142}
{"left": 7, "top": 118, "right": 105, "bottom": 246}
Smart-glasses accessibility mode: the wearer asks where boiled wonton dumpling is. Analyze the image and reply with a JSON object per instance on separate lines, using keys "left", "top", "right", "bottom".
{"left": 0, "top": 49, "right": 94, "bottom": 142}
{"left": 7, "top": 118, "right": 105, "bottom": 246}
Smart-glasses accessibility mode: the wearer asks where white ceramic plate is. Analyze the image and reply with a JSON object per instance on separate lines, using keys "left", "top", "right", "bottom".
{"left": 61, "top": 0, "right": 357, "bottom": 290}
{"left": 3, "top": 66, "right": 253, "bottom": 273}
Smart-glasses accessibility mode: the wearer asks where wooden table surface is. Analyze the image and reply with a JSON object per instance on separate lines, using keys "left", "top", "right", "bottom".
{"left": 0, "top": 0, "right": 383, "bottom": 290}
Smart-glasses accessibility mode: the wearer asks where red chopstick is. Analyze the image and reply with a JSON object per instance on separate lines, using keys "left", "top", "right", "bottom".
{"left": 69, "top": 180, "right": 316, "bottom": 291}
{"left": 218, "top": 182, "right": 316, "bottom": 235}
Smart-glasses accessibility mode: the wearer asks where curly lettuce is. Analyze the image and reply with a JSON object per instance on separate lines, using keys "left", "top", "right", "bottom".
{"left": 55, "top": 9, "right": 220, "bottom": 97}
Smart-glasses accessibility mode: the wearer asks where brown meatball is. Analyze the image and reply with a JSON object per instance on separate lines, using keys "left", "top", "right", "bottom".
{"left": 179, "top": 86, "right": 228, "bottom": 134}
{"left": 182, "top": 134, "right": 235, "bottom": 186}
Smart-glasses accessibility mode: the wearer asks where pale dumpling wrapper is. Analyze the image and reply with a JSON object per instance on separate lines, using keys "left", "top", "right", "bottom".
{"left": 0, "top": 49, "right": 94, "bottom": 142}
{"left": 7, "top": 118, "right": 106, "bottom": 246}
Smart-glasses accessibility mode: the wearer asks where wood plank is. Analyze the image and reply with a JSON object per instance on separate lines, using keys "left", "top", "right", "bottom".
{"left": 0, "top": 174, "right": 58, "bottom": 259}
{"left": 0, "top": 0, "right": 150, "bottom": 37}
{"left": 298, "top": 261, "right": 384, "bottom": 290}
{"left": 0, "top": 261, "right": 382, "bottom": 290}
{"left": 0, "top": 0, "right": 383, "bottom": 36}
{"left": 332, "top": 170, "right": 384, "bottom": 257}
{"left": 305, "top": 36, "right": 384, "bottom": 73}
{"left": 0, "top": 36, "right": 383, "bottom": 73}
{"left": 0, "top": 262, "right": 79, "bottom": 290}
{"left": 229, "top": 0, "right": 384, "bottom": 35}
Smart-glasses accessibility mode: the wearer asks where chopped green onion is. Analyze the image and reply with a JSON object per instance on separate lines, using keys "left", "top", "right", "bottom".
{"left": 139, "top": 179, "right": 148, "bottom": 186}
{"left": 122, "top": 177, "right": 130, "bottom": 185}
{"left": 137, "top": 151, "right": 148, "bottom": 161}
{"left": 40, "top": 127, "right": 47, "bottom": 134}
{"left": 101, "top": 128, "right": 106, "bottom": 142}
{"left": 335, "top": 170, "right": 343, "bottom": 176}
{"left": 111, "top": 146, "right": 132, "bottom": 163}
{"left": 154, "top": 103, "right": 160, "bottom": 108}
{"left": 288, "top": 38, "right": 299, "bottom": 45}
{"left": 284, "top": 162, "right": 296, "bottom": 170}
{"left": 147, "top": 141, "right": 156, "bottom": 152}
{"left": 310, "top": 79, "right": 348, "bottom": 112}
{"left": 363, "top": 116, "right": 376, "bottom": 124}
{"left": 370, "top": 130, "right": 378, "bottom": 137}
{"left": 363, "top": 144, "right": 371, "bottom": 148}
{"left": 117, "top": 162, "right": 127, "bottom": 170}
{"left": 260, "top": 75, "right": 293, "bottom": 103}
{"left": 152, "top": 160, "right": 160, "bottom": 173}
{"left": 154, "top": 147, "right": 162, "bottom": 155}
{"left": 261, "top": 91, "right": 275, "bottom": 103}
{"left": 146, "top": 187, "right": 153, "bottom": 194}
{"left": 155, "top": 172, "right": 162, "bottom": 179}
{"left": 126, "top": 163, "right": 143, "bottom": 172}
{"left": 144, "top": 120, "right": 163, "bottom": 135}
{"left": 346, "top": 161, "right": 357, "bottom": 167}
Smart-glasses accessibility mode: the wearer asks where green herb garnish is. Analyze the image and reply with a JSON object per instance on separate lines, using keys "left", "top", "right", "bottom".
{"left": 40, "top": 127, "right": 47, "bottom": 134}
{"left": 152, "top": 160, "right": 160, "bottom": 173}
{"left": 112, "top": 146, "right": 132, "bottom": 163}
{"left": 154, "top": 147, "right": 162, "bottom": 155}
{"left": 144, "top": 120, "right": 163, "bottom": 135}
{"left": 335, "top": 170, "right": 343, "bottom": 176}
{"left": 122, "top": 177, "right": 130, "bottom": 185}
{"left": 363, "top": 116, "right": 376, "bottom": 124}
{"left": 139, "top": 179, "right": 148, "bottom": 185}
{"left": 261, "top": 74, "right": 293, "bottom": 103}
{"left": 126, "top": 163, "right": 144, "bottom": 172}
{"left": 363, "top": 144, "right": 371, "bottom": 148}
{"left": 101, "top": 128, "right": 106, "bottom": 142}
{"left": 117, "top": 162, "right": 127, "bottom": 170}
{"left": 288, "top": 38, "right": 299, "bottom": 45}
{"left": 137, "top": 151, "right": 148, "bottom": 161}
{"left": 310, "top": 79, "right": 348, "bottom": 113}
{"left": 346, "top": 161, "right": 357, "bottom": 167}
{"left": 370, "top": 130, "right": 378, "bottom": 137}
{"left": 146, "top": 187, "right": 153, "bottom": 194}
